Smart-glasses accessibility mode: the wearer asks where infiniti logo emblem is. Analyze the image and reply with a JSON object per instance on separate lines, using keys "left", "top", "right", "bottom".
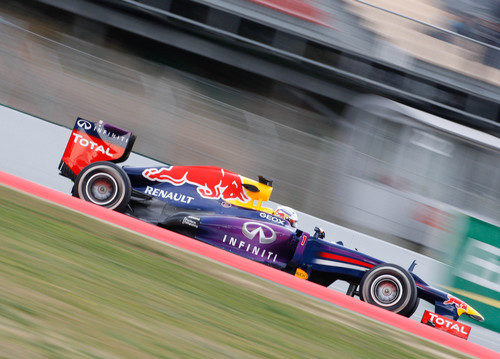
{"left": 77, "top": 119, "right": 92, "bottom": 130}
{"left": 241, "top": 222, "right": 276, "bottom": 244}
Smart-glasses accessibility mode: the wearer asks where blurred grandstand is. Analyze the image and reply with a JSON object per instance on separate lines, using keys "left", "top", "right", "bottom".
{"left": 32, "top": 0, "right": 499, "bottom": 134}
{"left": 346, "top": 0, "right": 499, "bottom": 79}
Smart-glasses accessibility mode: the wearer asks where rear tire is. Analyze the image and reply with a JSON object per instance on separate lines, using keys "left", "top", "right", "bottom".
{"left": 73, "top": 162, "right": 131, "bottom": 212}
{"left": 360, "top": 264, "right": 418, "bottom": 317}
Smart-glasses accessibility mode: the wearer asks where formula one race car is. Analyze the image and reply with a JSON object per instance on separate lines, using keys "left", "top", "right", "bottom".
{"left": 59, "top": 118, "right": 484, "bottom": 339}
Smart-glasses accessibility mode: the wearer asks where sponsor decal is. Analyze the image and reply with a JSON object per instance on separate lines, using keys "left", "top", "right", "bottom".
{"left": 443, "top": 295, "right": 469, "bottom": 314}
{"left": 259, "top": 212, "right": 286, "bottom": 225}
{"left": 222, "top": 234, "right": 278, "bottom": 262}
{"left": 242, "top": 222, "right": 276, "bottom": 244}
{"left": 182, "top": 216, "right": 200, "bottom": 228}
{"left": 295, "top": 268, "right": 308, "bottom": 280}
{"left": 220, "top": 201, "right": 232, "bottom": 208}
{"left": 421, "top": 310, "right": 471, "bottom": 339}
{"left": 144, "top": 186, "right": 194, "bottom": 204}
{"left": 142, "top": 166, "right": 250, "bottom": 202}
{"left": 75, "top": 119, "right": 129, "bottom": 143}
{"left": 71, "top": 132, "right": 114, "bottom": 158}
{"left": 77, "top": 119, "right": 92, "bottom": 130}
{"left": 300, "top": 235, "right": 308, "bottom": 246}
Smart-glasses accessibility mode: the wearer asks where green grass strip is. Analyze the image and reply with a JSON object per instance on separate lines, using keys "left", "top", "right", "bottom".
{"left": 0, "top": 186, "right": 466, "bottom": 358}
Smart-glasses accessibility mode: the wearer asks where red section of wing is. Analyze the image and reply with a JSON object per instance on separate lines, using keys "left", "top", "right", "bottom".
{"left": 61, "top": 130, "right": 126, "bottom": 177}
{"left": 421, "top": 310, "right": 471, "bottom": 340}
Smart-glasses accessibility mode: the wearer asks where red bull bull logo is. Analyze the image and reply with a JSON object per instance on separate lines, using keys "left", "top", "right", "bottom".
{"left": 142, "top": 166, "right": 250, "bottom": 203}
{"left": 443, "top": 295, "right": 468, "bottom": 312}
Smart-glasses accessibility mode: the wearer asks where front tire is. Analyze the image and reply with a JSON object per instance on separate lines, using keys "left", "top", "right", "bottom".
{"left": 360, "top": 264, "right": 418, "bottom": 317}
{"left": 73, "top": 162, "right": 131, "bottom": 212}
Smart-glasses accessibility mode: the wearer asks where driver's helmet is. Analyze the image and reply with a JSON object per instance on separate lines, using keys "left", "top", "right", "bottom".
{"left": 273, "top": 206, "right": 298, "bottom": 227}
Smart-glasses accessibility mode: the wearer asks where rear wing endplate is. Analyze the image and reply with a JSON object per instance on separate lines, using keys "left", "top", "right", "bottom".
{"left": 58, "top": 118, "right": 135, "bottom": 180}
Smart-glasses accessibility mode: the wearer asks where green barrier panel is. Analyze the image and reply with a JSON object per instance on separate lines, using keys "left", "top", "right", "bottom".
{"left": 448, "top": 217, "right": 500, "bottom": 332}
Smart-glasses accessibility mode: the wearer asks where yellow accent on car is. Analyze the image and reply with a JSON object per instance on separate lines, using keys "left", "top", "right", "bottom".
{"left": 295, "top": 268, "right": 309, "bottom": 280}
{"left": 227, "top": 176, "right": 273, "bottom": 212}
{"left": 464, "top": 305, "right": 485, "bottom": 322}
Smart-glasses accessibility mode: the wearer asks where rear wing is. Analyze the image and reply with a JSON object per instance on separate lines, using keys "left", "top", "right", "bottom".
{"left": 59, "top": 118, "right": 135, "bottom": 180}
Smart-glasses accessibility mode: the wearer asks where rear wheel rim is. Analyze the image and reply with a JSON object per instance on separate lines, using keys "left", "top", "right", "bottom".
{"left": 85, "top": 173, "right": 118, "bottom": 206}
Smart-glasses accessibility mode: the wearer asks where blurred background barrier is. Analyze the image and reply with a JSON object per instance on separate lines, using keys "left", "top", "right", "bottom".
{"left": 446, "top": 216, "right": 500, "bottom": 332}
{"left": 336, "top": 96, "right": 499, "bottom": 259}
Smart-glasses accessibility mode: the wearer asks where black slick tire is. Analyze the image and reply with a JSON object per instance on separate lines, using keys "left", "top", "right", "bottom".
{"left": 73, "top": 161, "right": 131, "bottom": 212}
{"left": 360, "top": 263, "right": 418, "bottom": 317}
